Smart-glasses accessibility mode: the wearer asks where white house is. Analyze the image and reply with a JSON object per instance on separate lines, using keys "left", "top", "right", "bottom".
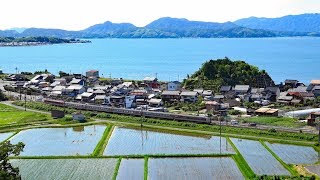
{"left": 180, "top": 91, "right": 199, "bottom": 103}
{"left": 167, "top": 81, "right": 181, "bottom": 91}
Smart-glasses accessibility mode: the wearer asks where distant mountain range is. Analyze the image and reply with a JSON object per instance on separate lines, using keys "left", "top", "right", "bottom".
{"left": 1, "top": 13, "right": 320, "bottom": 38}
{"left": 234, "top": 13, "right": 320, "bottom": 33}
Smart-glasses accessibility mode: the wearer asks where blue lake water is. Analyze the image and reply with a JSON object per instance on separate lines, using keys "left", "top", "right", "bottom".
{"left": 0, "top": 37, "right": 319, "bottom": 84}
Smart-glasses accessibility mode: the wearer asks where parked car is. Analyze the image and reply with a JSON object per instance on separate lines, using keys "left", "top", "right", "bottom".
{"left": 231, "top": 120, "right": 239, "bottom": 125}
{"left": 249, "top": 122, "right": 257, "bottom": 126}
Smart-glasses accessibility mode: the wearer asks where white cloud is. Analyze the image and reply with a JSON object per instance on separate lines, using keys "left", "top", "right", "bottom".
{"left": 0, "top": 0, "right": 319, "bottom": 30}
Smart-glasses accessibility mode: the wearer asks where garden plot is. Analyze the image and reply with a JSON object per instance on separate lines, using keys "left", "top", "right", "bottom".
{"left": 266, "top": 142, "right": 318, "bottom": 164}
{"left": 231, "top": 138, "right": 290, "bottom": 175}
{"left": 104, "top": 127, "right": 235, "bottom": 155}
{"left": 11, "top": 158, "right": 118, "bottom": 180}
{"left": 116, "top": 159, "right": 144, "bottom": 180}
{"left": 0, "top": 132, "right": 14, "bottom": 142}
{"left": 148, "top": 157, "right": 244, "bottom": 180}
{"left": 10, "top": 125, "right": 106, "bottom": 156}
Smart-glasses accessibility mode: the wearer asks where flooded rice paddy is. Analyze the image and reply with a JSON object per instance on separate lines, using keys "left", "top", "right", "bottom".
{"left": 231, "top": 138, "right": 290, "bottom": 175}
{"left": 104, "top": 127, "right": 235, "bottom": 155}
{"left": 266, "top": 142, "right": 319, "bottom": 165}
{"left": 10, "top": 125, "right": 106, "bottom": 156}
{"left": 148, "top": 157, "right": 244, "bottom": 180}
{"left": 0, "top": 132, "right": 14, "bottom": 142}
{"left": 11, "top": 158, "right": 118, "bottom": 180}
{"left": 116, "top": 159, "right": 144, "bottom": 180}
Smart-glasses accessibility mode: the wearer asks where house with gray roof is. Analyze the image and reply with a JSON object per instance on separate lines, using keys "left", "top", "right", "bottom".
{"left": 180, "top": 91, "right": 199, "bottom": 103}
{"left": 220, "top": 86, "right": 232, "bottom": 94}
{"left": 234, "top": 85, "right": 250, "bottom": 94}
{"left": 161, "top": 90, "right": 180, "bottom": 102}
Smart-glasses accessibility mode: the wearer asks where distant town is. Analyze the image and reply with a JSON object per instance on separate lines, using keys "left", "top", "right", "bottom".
{"left": 1, "top": 68, "right": 320, "bottom": 130}
{"left": 0, "top": 37, "right": 91, "bottom": 47}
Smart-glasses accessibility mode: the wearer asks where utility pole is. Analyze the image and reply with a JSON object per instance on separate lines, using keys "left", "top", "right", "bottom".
{"left": 24, "top": 92, "right": 27, "bottom": 111}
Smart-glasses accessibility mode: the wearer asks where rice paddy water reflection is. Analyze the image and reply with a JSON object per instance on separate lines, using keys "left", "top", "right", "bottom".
{"left": 104, "top": 127, "right": 235, "bottom": 155}
{"left": 10, "top": 125, "right": 106, "bottom": 156}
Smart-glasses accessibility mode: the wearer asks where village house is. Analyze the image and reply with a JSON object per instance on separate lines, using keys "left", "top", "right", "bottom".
{"left": 148, "top": 98, "right": 163, "bottom": 107}
{"left": 29, "top": 74, "right": 54, "bottom": 85}
{"left": 307, "top": 80, "right": 320, "bottom": 97}
{"left": 167, "top": 81, "right": 181, "bottom": 91}
{"left": 255, "top": 107, "right": 279, "bottom": 116}
{"left": 143, "top": 77, "right": 160, "bottom": 89}
{"left": 86, "top": 70, "right": 99, "bottom": 78}
{"left": 109, "top": 95, "right": 125, "bottom": 107}
{"left": 284, "top": 79, "right": 299, "bottom": 88}
{"left": 277, "top": 92, "right": 294, "bottom": 104}
{"left": 69, "top": 78, "right": 85, "bottom": 86}
{"left": 51, "top": 85, "right": 66, "bottom": 96}
{"left": 262, "top": 87, "right": 280, "bottom": 102}
{"left": 213, "top": 95, "right": 225, "bottom": 103}
{"left": 50, "top": 78, "right": 67, "bottom": 87}
{"left": 72, "top": 112, "right": 85, "bottom": 122}
{"left": 81, "top": 92, "right": 95, "bottom": 102}
{"left": 130, "top": 89, "right": 148, "bottom": 105}
{"left": 205, "top": 101, "right": 220, "bottom": 112}
{"left": 125, "top": 95, "right": 136, "bottom": 108}
{"left": 234, "top": 85, "right": 250, "bottom": 94}
{"left": 307, "top": 112, "right": 320, "bottom": 126}
{"left": 220, "top": 86, "right": 232, "bottom": 94}
{"left": 193, "top": 89, "right": 204, "bottom": 96}
{"left": 180, "top": 91, "right": 199, "bottom": 103}
{"left": 66, "top": 85, "right": 85, "bottom": 97}
{"left": 202, "top": 90, "right": 213, "bottom": 101}
{"left": 161, "top": 90, "right": 180, "bottom": 102}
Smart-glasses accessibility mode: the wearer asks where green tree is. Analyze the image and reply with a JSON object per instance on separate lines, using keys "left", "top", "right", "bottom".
{"left": 0, "top": 90, "right": 7, "bottom": 101}
{"left": 0, "top": 141, "right": 25, "bottom": 180}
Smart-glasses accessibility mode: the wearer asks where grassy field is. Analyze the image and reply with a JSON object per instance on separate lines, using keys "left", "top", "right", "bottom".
{"left": 242, "top": 116, "right": 305, "bottom": 128}
{"left": 0, "top": 104, "right": 50, "bottom": 125}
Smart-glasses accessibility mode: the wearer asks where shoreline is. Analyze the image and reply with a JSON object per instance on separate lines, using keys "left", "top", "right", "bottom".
{"left": 0, "top": 40, "right": 91, "bottom": 47}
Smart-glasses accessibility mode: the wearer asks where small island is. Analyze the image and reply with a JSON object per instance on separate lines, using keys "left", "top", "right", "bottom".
{"left": 0, "top": 37, "right": 91, "bottom": 47}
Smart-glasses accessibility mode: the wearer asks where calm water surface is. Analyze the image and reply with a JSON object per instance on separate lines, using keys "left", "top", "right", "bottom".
{"left": 10, "top": 125, "right": 106, "bottom": 156}
{"left": 0, "top": 37, "right": 319, "bottom": 83}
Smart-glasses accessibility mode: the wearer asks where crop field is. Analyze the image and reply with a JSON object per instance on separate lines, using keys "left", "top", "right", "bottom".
{"left": 10, "top": 125, "right": 106, "bottom": 156}
{"left": 0, "top": 103, "right": 50, "bottom": 125}
{"left": 265, "top": 142, "right": 319, "bottom": 165}
{"left": 148, "top": 157, "right": 244, "bottom": 180}
{"left": 10, "top": 158, "right": 118, "bottom": 180}
{"left": 230, "top": 138, "right": 290, "bottom": 175}
{"left": 116, "top": 158, "right": 144, "bottom": 180}
{"left": 104, "top": 127, "right": 235, "bottom": 156}
{"left": 0, "top": 132, "right": 14, "bottom": 142}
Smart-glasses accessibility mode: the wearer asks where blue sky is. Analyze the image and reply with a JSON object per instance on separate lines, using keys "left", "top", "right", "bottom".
{"left": 0, "top": 0, "right": 319, "bottom": 30}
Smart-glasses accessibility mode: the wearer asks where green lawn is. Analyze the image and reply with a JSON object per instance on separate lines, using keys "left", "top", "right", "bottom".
{"left": 242, "top": 116, "right": 304, "bottom": 128}
{"left": 0, "top": 104, "right": 49, "bottom": 125}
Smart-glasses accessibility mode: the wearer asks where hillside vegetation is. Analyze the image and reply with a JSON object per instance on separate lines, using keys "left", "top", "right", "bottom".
{"left": 183, "top": 58, "right": 274, "bottom": 91}
{"left": 2, "top": 14, "right": 320, "bottom": 38}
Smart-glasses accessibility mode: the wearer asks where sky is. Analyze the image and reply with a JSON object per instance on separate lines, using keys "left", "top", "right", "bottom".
{"left": 0, "top": 0, "right": 319, "bottom": 30}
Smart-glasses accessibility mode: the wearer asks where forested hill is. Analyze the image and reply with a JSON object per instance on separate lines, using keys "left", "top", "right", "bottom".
{"left": 2, "top": 14, "right": 320, "bottom": 38}
{"left": 183, "top": 58, "right": 274, "bottom": 91}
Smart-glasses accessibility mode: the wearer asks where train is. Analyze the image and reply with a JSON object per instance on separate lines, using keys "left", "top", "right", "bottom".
{"left": 44, "top": 98, "right": 212, "bottom": 124}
